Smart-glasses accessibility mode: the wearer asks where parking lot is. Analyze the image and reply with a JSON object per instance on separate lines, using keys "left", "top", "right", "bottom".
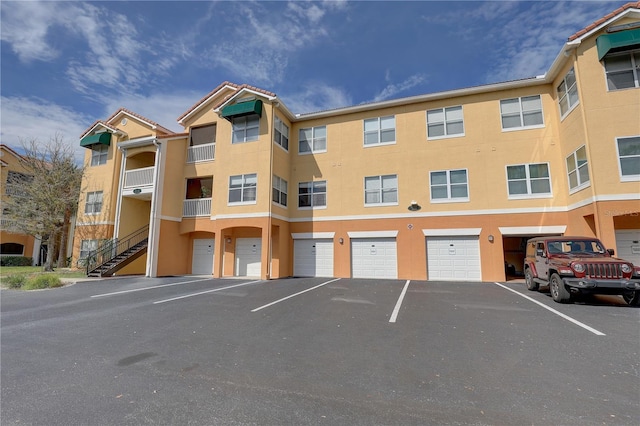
{"left": 2, "top": 276, "right": 639, "bottom": 425}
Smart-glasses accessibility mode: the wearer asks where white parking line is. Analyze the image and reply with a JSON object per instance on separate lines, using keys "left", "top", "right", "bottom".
{"left": 251, "top": 278, "right": 341, "bottom": 312}
{"left": 494, "top": 282, "right": 606, "bottom": 336}
{"left": 91, "top": 278, "right": 212, "bottom": 298}
{"left": 389, "top": 280, "right": 410, "bottom": 323}
{"left": 154, "top": 280, "right": 264, "bottom": 304}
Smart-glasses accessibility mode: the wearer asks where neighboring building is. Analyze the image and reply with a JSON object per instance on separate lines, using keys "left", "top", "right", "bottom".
{"left": 72, "top": 3, "right": 640, "bottom": 281}
{"left": 1, "top": 144, "right": 40, "bottom": 263}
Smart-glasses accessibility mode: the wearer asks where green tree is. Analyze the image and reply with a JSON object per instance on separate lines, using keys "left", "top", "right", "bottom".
{"left": 4, "top": 136, "right": 84, "bottom": 271}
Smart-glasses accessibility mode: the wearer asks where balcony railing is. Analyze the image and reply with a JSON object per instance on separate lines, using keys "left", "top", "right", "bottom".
{"left": 124, "top": 166, "right": 154, "bottom": 189}
{"left": 183, "top": 198, "right": 212, "bottom": 217}
{"left": 187, "top": 143, "right": 215, "bottom": 163}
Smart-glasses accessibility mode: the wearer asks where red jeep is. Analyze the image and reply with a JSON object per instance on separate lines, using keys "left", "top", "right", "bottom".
{"left": 523, "top": 236, "right": 640, "bottom": 305}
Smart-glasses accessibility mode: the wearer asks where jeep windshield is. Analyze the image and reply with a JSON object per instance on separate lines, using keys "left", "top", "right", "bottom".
{"left": 547, "top": 240, "right": 606, "bottom": 255}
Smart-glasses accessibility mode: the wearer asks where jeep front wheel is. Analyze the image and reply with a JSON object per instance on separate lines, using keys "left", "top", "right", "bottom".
{"left": 550, "top": 273, "right": 571, "bottom": 303}
{"left": 525, "top": 268, "right": 539, "bottom": 291}
{"left": 622, "top": 291, "right": 640, "bottom": 306}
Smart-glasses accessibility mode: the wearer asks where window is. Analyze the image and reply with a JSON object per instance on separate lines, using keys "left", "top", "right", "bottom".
{"left": 427, "top": 106, "right": 464, "bottom": 139}
{"left": 185, "top": 177, "right": 213, "bottom": 199}
{"left": 228, "top": 174, "right": 257, "bottom": 204}
{"left": 188, "top": 124, "right": 216, "bottom": 162}
{"left": 190, "top": 124, "right": 216, "bottom": 146}
{"left": 566, "top": 146, "right": 590, "bottom": 191}
{"left": 91, "top": 144, "right": 108, "bottom": 166}
{"left": 79, "top": 240, "right": 98, "bottom": 260}
{"left": 274, "top": 117, "right": 289, "bottom": 151}
{"left": 84, "top": 191, "right": 103, "bottom": 214}
{"left": 299, "top": 126, "right": 326, "bottom": 154}
{"left": 500, "top": 95, "right": 543, "bottom": 130}
{"left": 272, "top": 175, "right": 288, "bottom": 206}
{"left": 617, "top": 136, "right": 640, "bottom": 180}
{"left": 557, "top": 68, "right": 579, "bottom": 117}
{"left": 604, "top": 50, "right": 640, "bottom": 90}
{"left": 430, "top": 169, "right": 469, "bottom": 202}
{"left": 364, "top": 116, "right": 395, "bottom": 145}
{"left": 506, "top": 163, "right": 552, "bottom": 198}
{"left": 5, "top": 171, "right": 32, "bottom": 196}
{"left": 0, "top": 242, "right": 24, "bottom": 256}
{"left": 364, "top": 175, "right": 398, "bottom": 205}
{"left": 298, "top": 181, "right": 326, "bottom": 208}
{"left": 232, "top": 116, "right": 259, "bottom": 143}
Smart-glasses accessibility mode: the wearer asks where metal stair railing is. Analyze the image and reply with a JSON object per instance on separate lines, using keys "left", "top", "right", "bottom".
{"left": 86, "top": 224, "right": 149, "bottom": 276}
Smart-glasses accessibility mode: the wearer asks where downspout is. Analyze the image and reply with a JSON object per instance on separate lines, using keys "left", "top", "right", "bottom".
{"left": 267, "top": 103, "right": 277, "bottom": 279}
{"left": 114, "top": 146, "right": 127, "bottom": 240}
{"left": 146, "top": 139, "right": 162, "bottom": 277}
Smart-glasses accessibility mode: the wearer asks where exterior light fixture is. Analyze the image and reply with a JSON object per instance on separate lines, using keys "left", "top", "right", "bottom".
{"left": 408, "top": 200, "right": 421, "bottom": 211}
{"left": 339, "top": 238, "right": 344, "bottom": 244}
{"left": 488, "top": 235, "right": 495, "bottom": 243}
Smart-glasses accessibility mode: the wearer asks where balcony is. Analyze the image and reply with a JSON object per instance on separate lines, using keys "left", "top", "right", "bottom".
{"left": 183, "top": 198, "right": 212, "bottom": 217}
{"left": 187, "top": 143, "right": 215, "bottom": 163}
{"left": 124, "top": 166, "right": 154, "bottom": 188}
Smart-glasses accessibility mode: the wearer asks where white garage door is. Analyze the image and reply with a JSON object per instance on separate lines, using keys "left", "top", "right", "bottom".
{"left": 426, "top": 236, "right": 481, "bottom": 281}
{"left": 351, "top": 238, "right": 397, "bottom": 279}
{"left": 235, "top": 238, "right": 261, "bottom": 277}
{"left": 615, "top": 230, "right": 640, "bottom": 267}
{"left": 192, "top": 238, "right": 214, "bottom": 275}
{"left": 294, "top": 239, "right": 334, "bottom": 277}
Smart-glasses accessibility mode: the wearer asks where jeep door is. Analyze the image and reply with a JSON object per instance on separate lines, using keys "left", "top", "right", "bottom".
{"left": 535, "top": 242, "right": 550, "bottom": 280}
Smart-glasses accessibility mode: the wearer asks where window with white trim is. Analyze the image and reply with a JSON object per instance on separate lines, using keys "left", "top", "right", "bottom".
{"left": 557, "top": 68, "right": 579, "bottom": 117}
{"left": 91, "top": 144, "right": 108, "bottom": 166}
{"left": 364, "top": 174, "right": 398, "bottom": 205}
{"left": 427, "top": 106, "right": 464, "bottom": 139}
{"left": 228, "top": 173, "right": 257, "bottom": 204}
{"left": 274, "top": 116, "right": 289, "bottom": 151}
{"left": 272, "top": 175, "right": 288, "bottom": 206}
{"left": 430, "top": 169, "right": 469, "bottom": 202}
{"left": 232, "top": 115, "right": 259, "bottom": 143}
{"left": 364, "top": 116, "right": 395, "bottom": 146}
{"left": 299, "top": 126, "right": 326, "bottom": 154}
{"left": 79, "top": 239, "right": 99, "bottom": 261}
{"left": 566, "top": 146, "right": 590, "bottom": 191}
{"left": 84, "top": 191, "right": 103, "bottom": 214}
{"left": 298, "top": 181, "right": 326, "bottom": 208}
{"left": 500, "top": 95, "right": 543, "bottom": 130}
{"left": 604, "top": 49, "right": 640, "bottom": 91}
{"left": 616, "top": 136, "right": 640, "bottom": 180}
{"left": 506, "top": 163, "right": 552, "bottom": 198}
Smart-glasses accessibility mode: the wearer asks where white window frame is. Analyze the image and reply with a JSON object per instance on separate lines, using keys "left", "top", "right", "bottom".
{"left": 272, "top": 175, "right": 288, "bottom": 207}
{"left": 363, "top": 116, "right": 396, "bottom": 146}
{"left": 232, "top": 115, "right": 259, "bottom": 144}
{"left": 427, "top": 106, "right": 465, "bottom": 139}
{"left": 79, "top": 239, "right": 98, "bottom": 260}
{"left": 84, "top": 191, "right": 103, "bottom": 215}
{"left": 616, "top": 136, "right": 640, "bottom": 182}
{"left": 364, "top": 174, "right": 398, "bottom": 206}
{"left": 566, "top": 145, "right": 590, "bottom": 193}
{"left": 500, "top": 95, "right": 544, "bottom": 131}
{"left": 228, "top": 173, "right": 257, "bottom": 205}
{"left": 274, "top": 116, "right": 289, "bottom": 151}
{"left": 298, "top": 126, "right": 327, "bottom": 155}
{"left": 603, "top": 49, "right": 640, "bottom": 91}
{"left": 91, "top": 144, "right": 108, "bottom": 166}
{"left": 557, "top": 67, "right": 580, "bottom": 119}
{"left": 429, "top": 169, "right": 469, "bottom": 203}
{"left": 505, "top": 163, "right": 553, "bottom": 199}
{"left": 298, "top": 180, "right": 327, "bottom": 209}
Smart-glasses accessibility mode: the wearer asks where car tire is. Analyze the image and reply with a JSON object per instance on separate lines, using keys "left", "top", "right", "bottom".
{"left": 550, "top": 273, "right": 571, "bottom": 303}
{"left": 622, "top": 291, "right": 640, "bottom": 306}
{"left": 525, "top": 268, "right": 539, "bottom": 291}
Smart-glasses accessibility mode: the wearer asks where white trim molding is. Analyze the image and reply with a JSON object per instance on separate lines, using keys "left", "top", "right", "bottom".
{"left": 347, "top": 230, "right": 399, "bottom": 238}
{"left": 498, "top": 226, "right": 567, "bottom": 236}
{"left": 291, "top": 232, "right": 335, "bottom": 240}
{"left": 422, "top": 228, "right": 482, "bottom": 237}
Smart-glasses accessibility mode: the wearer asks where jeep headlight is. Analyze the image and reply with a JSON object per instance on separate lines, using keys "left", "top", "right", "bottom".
{"left": 572, "top": 263, "right": 585, "bottom": 273}
{"left": 621, "top": 264, "right": 632, "bottom": 274}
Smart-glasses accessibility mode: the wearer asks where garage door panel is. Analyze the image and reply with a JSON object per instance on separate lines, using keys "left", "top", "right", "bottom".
{"left": 351, "top": 238, "right": 397, "bottom": 279}
{"left": 615, "top": 230, "right": 640, "bottom": 267}
{"left": 294, "top": 239, "right": 334, "bottom": 277}
{"left": 235, "top": 238, "right": 261, "bottom": 277}
{"left": 192, "top": 239, "right": 214, "bottom": 275}
{"left": 426, "top": 236, "right": 481, "bottom": 281}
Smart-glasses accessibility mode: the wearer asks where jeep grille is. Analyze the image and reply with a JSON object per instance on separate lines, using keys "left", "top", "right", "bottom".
{"left": 585, "top": 263, "right": 623, "bottom": 279}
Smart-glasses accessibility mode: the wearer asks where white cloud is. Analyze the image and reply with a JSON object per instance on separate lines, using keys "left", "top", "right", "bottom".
{"left": 280, "top": 83, "right": 353, "bottom": 115}
{"left": 371, "top": 73, "right": 428, "bottom": 102}
{"left": 0, "top": 96, "right": 92, "bottom": 163}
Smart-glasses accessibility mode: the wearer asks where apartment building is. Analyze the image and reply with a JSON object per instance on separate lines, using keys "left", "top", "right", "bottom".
{"left": 1, "top": 144, "right": 40, "bottom": 263}
{"left": 72, "top": 2, "right": 640, "bottom": 281}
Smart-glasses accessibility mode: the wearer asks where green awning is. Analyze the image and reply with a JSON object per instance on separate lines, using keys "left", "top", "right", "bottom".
{"left": 221, "top": 99, "right": 263, "bottom": 120}
{"left": 80, "top": 132, "right": 111, "bottom": 148}
{"left": 596, "top": 28, "right": 640, "bottom": 60}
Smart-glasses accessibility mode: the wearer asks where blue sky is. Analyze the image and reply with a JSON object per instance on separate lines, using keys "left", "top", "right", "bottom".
{"left": 1, "top": 0, "right": 622, "bottom": 161}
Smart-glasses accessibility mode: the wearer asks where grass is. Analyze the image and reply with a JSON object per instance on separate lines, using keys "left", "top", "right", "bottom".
{"left": 0, "top": 266, "right": 87, "bottom": 290}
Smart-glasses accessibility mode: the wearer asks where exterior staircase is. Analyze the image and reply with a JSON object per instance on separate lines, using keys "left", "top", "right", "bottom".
{"left": 86, "top": 225, "right": 149, "bottom": 278}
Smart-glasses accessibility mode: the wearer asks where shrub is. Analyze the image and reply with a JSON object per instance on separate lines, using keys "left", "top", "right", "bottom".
{"left": 23, "top": 274, "right": 63, "bottom": 290}
{"left": 0, "top": 256, "right": 33, "bottom": 267}
{"left": 3, "top": 274, "right": 26, "bottom": 289}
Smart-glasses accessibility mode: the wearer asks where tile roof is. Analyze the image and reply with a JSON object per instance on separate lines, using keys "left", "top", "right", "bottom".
{"left": 568, "top": 1, "right": 640, "bottom": 41}
{"left": 105, "top": 108, "right": 175, "bottom": 135}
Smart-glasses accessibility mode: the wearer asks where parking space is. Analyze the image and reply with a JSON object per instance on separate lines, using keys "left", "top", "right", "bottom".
{"left": 2, "top": 276, "right": 638, "bottom": 425}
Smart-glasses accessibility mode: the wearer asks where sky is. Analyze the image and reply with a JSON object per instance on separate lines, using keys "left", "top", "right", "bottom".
{"left": 0, "top": 0, "right": 624, "bottom": 162}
